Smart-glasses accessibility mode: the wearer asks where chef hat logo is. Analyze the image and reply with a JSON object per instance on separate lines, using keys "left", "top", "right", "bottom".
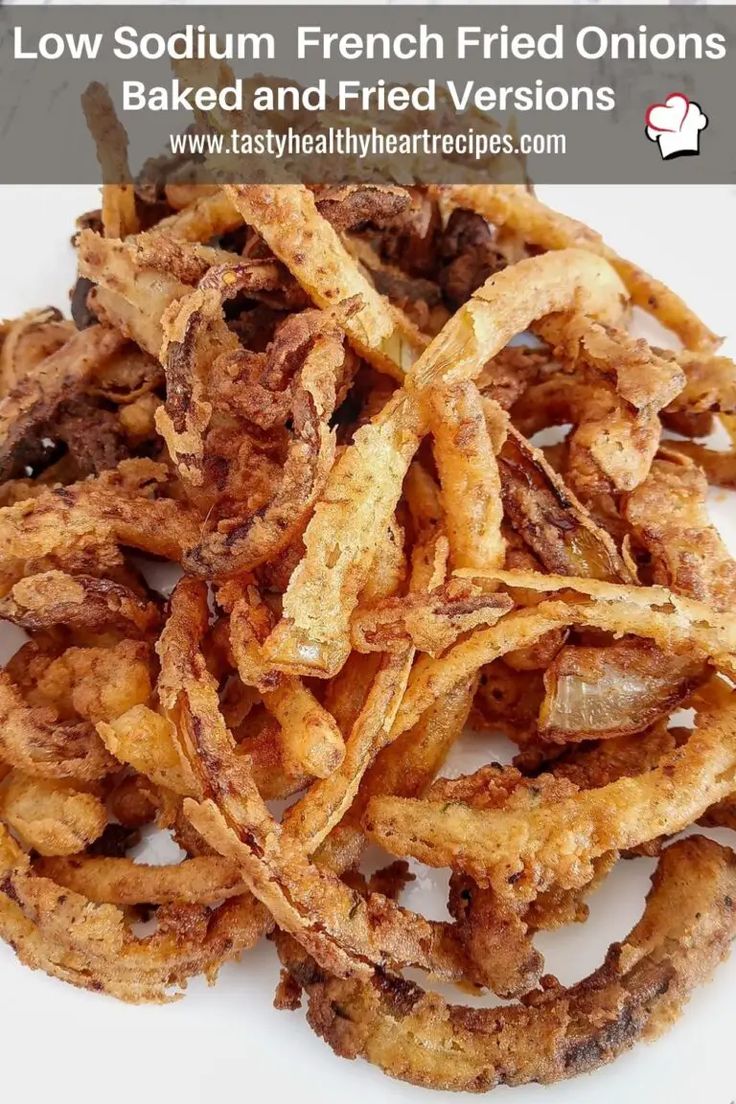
{"left": 645, "top": 93, "right": 708, "bottom": 160}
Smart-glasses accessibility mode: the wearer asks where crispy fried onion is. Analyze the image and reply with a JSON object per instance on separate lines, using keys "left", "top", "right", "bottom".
{"left": 426, "top": 380, "right": 505, "bottom": 572}
{"left": 0, "top": 460, "right": 199, "bottom": 587}
{"left": 219, "top": 579, "right": 346, "bottom": 779}
{"left": 77, "top": 229, "right": 292, "bottom": 358}
{"left": 97, "top": 704, "right": 197, "bottom": 796}
{"left": 0, "top": 824, "right": 269, "bottom": 1002}
{"left": 277, "top": 836, "right": 736, "bottom": 1091}
{"left": 494, "top": 435, "right": 702, "bottom": 739}
{"left": 76, "top": 230, "right": 192, "bottom": 357}
{"left": 316, "top": 674, "right": 477, "bottom": 878}
{"left": 154, "top": 183, "right": 412, "bottom": 248}
{"left": 27, "top": 639, "right": 154, "bottom": 724}
{"left": 0, "top": 772, "right": 107, "bottom": 856}
{"left": 428, "top": 766, "right": 617, "bottom": 937}
{"left": 155, "top": 261, "right": 305, "bottom": 481}
{"left": 225, "top": 185, "right": 426, "bottom": 378}
{"left": 0, "top": 325, "right": 126, "bottom": 482}
{"left": 0, "top": 671, "right": 116, "bottom": 782}
{"left": 263, "top": 249, "right": 628, "bottom": 678}
{"left": 510, "top": 347, "right": 683, "bottom": 504}
{"left": 549, "top": 316, "right": 685, "bottom": 413}
{"left": 665, "top": 439, "right": 736, "bottom": 489}
{"left": 156, "top": 271, "right": 234, "bottom": 480}
{"left": 430, "top": 769, "right": 580, "bottom": 999}
{"left": 0, "top": 570, "right": 160, "bottom": 635}
{"left": 512, "top": 374, "right": 652, "bottom": 499}
{"left": 444, "top": 184, "right": 719, "bottom": 351}
{"left": 498, "top": 426, "right": 631, "bottom": 581}
{"left": 81, "top": 82, "right": 139, "bottom": 239}
{"left": 539, "top": 637, "right": 706, "bottom": 742}
{"left": 664, "top": 350, "right": 736, "bottom": 415}
{"left": 350, "top": 580, "right": 511, "bottom": 657}
{"left": 159, "top": 270, "right": 354, "bottom": 576}
{"left": 365, "top": 686, "right": 736, "bottom": 898}
{"left": 35, "top": 854, "right": 248, "bottom": 905}
{"left": 0, "top": 307, "right": 75, "bottom": 395}
{"left": 624, "top": 456, "right": 736, "bottom": 612}
{"left": 311, "top": 184, "right": 412, "bottom": 232}
{"left": 158, "top": 578, "right": 508, "bottom": 987}
{"left": 282, "top": 493, "right": 456, "bottom": 855}
{"left": 534, "top": 318, "right": 685, "bottom": 496}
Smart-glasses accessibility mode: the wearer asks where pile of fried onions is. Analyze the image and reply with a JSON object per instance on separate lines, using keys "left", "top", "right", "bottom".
{"left": 1, "top": 180, "right": 735, "bottom": 1093}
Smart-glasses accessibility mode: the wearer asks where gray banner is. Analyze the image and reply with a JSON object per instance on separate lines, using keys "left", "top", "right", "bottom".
{"left": 0, "top": 5, "right": 733, "bottom": 184}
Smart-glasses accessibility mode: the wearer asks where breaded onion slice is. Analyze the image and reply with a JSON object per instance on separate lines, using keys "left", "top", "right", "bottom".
{"left": 278, "top": 836, "right": 736, "bottom": 1092}
{"left": 444, "top": 184, "right": 718, "bottom": 351}
{"left": 366, "top": 687, "right": 736, "bottom": 898}
{"left": 0, "top": 459, "right": 199, "bottom": 583}
{"left": 0, "top": 325, "right": 126, "bottom": 482}
{"left": 178, "top": 287, "right": 354, "bottom": 576}
{"left": 35, "top": 854, "right": 246, "bottom": 905}
{"left": 264, "top": 249, "right": 628, "bottom": 678}
{"left": 0, "top": 307, "right": 75, "bottom": 395}
{"left": 0, "top": 824, "right": 269, "bottom": 1002}
{"left": 539, "top": 637, "right": 705, "bottom": 742}
{"left": 0, "top": 570, "right": 160, "bottom": 636}
{"left": 0, "top": 672, "right": 116, "bottom": 782}
{"left": 0, "top": 773, "right": 107, "bottom": 856}
{"left": 625, "top": 457, "right": 736, "bottom": 612}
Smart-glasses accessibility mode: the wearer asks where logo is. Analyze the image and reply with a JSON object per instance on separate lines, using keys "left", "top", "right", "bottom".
{"left": 645, "top": 93, "right": 708, "bottom": 160}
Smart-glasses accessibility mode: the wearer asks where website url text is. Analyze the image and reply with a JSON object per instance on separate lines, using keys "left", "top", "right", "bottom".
{"left": 169, "top": 126, "right": 567, "bottom": 162}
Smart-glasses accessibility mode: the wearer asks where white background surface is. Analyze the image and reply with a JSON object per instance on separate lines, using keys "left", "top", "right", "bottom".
{"left": 1, "top": 184, "right": 736, "bottom": 1104}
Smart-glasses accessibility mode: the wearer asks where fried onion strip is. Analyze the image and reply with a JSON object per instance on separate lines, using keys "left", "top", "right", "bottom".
{"left": 278, "top": 837, "right": 736, "bottom": 1091}
{"left": 0, "top": 825, "right": 269, "bottom": 1002}
{"left": 316, "top": 675, "right": 477, "bottom": 876}
{"left": 445, "top": 184, "right": 718, "bottom": 351}
{"left": 161, "top": 580, "right": 487, "bottom": 985}
{"left": 625, "top": 456, "right": 736, "bottom": 611}
{"left": 0, "top": 308, "right": 75, "bottom": 396}
{"left": 0, "top": 672, "right": 116, "bottom": 782}
{"left": 0, "top": 325, "right": 126, "bottom": 482}
{"left": 81, "top": 82, "right": 139, "bottom": 239}
{"left": 225, "top": 185, "right": 426, "bottom": 378}
{"left": 0, "top": 570, "right": 160, "bottom": 635}
{"left": 180, "top": 294, "right": 350, "bottom": 575}
{"left": 0, "top": 459, "right": 200, "bottom": 574}
{"left": 426, "top": 380, "right": 505, "bottom": 571}
{"left": 35, "top": 854, "right": 247, "bottom": 905}
{"left": 366, "top": 690, "right": 736, "bottom": 897}
{"left": 264, "top": 249, "right": 628, "bottom": 677}
{"left": 224, "top": 581, "right": 345, "bottom": 779}
{"left": 0, "top": 772, "right": 107, "bottom": 856}
{"left": 77, "top": 231, "right": 190, "bottom": 356}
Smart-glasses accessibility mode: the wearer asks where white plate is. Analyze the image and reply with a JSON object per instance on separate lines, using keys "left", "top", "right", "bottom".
{"left": 1, "top": 184, "right": 735, "bottom": 1104}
